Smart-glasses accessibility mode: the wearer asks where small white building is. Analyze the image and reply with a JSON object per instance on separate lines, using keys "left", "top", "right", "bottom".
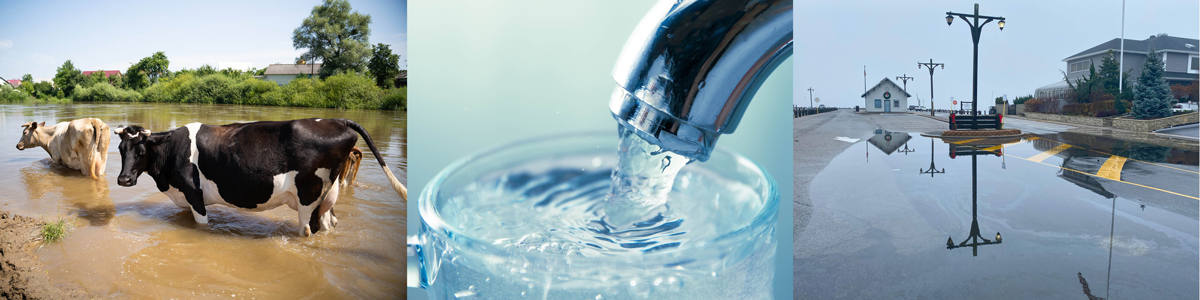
{"left": 263, "top": 63, "right": 322, "bottom": 86}
{"left": 860, "top": 78, "right": 911, "bottom": 113}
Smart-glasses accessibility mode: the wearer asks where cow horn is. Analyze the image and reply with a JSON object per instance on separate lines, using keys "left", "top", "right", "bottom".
{"left": 140, "top": 130, "right": 151, "bottom": 136}
{"left": 113, "top": 126, "right": 126, "bottom": 135}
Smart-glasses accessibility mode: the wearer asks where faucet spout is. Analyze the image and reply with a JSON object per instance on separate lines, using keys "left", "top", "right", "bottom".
{"left": 610, "top": 0, "right": 793, "bottom": 161}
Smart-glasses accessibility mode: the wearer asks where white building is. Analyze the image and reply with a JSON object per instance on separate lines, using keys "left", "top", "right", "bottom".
{"left": 860, "top": 78, "right": 911, "bottom": 113}
{"left": 263, "top": 63, "right": 321, "bottom": 86}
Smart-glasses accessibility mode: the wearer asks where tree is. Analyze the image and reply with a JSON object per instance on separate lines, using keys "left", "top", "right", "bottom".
{"left": 368, "top": 43, "right": 400, "bottom": 89}
{"left": 1097, "top": 50, "right": 1132, "bottom": 100}
{"left": 125, "top": 63, "right": 147, "bottom": 90}
{"left": 54, "top": 60, "right": 84, "bottom": 97}
{"left": 138, "top": 52, "right": 170, "bottom": 84}
{"left": 293, "top": 0, "right": 372, "bottom": 79}
{"left": 1133, "top": 47, "right": 1173, "bottom": 119}
{"left": 20, "top": 74, "right": 32, "bottom": 84}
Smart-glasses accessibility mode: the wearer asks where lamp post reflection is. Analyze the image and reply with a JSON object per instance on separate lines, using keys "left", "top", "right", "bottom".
{"left": 920, "top": 139, "right": 945, "bottom": 176}
{"left": 946, "top": 142, "right": 1003, "bottom": 256}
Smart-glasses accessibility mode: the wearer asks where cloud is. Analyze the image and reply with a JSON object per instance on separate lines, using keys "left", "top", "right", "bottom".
{"left": 0, "top": 40, "right": 11, "bottom": 49}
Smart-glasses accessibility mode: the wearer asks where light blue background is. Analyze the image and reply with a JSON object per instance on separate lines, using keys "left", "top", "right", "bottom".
{"left": 407, "top": 1, "right": 793, "bottom": 298}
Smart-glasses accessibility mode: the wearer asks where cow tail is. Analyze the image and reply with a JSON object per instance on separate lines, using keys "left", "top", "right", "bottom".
{"left": 87, "top": 119, "right": 102, "bottom": 178}
{"left": 341, "top": 119, "right": 407, "bottom": 201}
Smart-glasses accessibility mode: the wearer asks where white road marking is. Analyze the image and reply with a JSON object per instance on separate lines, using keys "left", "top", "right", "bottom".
{"left": 835, "top": 137, "right": 860, "bottom": 143}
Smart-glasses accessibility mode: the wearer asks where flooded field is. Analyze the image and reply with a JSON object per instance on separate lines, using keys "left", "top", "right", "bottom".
{"left": 0, "top": 103, "right": 406, "bottom": 299}
{"left": 796, "top": 129, "right": 1198, "bottom": 299}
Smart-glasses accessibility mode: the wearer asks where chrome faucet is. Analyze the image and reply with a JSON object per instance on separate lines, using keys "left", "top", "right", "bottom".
{"left": 610, "top": 0, "right": 793, "bottom": 161}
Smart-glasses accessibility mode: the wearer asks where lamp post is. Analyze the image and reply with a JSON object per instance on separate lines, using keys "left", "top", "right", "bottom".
{"left": 946, "top": 3, "right": 1005, "bottom": 117}
{"left": 920, "top": 138, "right": 945, "bottom": 177}
{"left": 808, "top": 87, "right": 814, "bottom": 110}
{"left": 895, "top": 74, "right": 914, "bottom": 109}
{"left": 918, "top": 59, "right": 944, "bottom": 116}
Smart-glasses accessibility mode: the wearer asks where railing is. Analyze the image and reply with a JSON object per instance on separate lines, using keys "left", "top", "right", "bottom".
{"left": 950, "top": 113, "right": 1003, "bottom": 130}
{"left": 794, "top": 107, "right": 838, "bottom": 118}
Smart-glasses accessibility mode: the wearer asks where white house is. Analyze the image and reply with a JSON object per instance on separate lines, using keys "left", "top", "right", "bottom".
{"left": 263, "top": 63, "right": 321, "bottom": 86}
{"left": 861, "top": 78, "right": 911, "bottom": 113}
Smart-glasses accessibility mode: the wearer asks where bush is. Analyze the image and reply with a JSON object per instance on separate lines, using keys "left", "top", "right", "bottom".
{"left": 1095, "top": 110, "right": 1119, "bottom": 118}
{"left": 1062, "top": 100, "right": 1132, "bottom": 117}
{"left": 379, "top": 87, "right": 406, "bottom": 110}
{"left": 74, "top": 82, "right": 143, "bottom": 102}
{"left": 0, "top": 85, "right": 34, "bottom": 102}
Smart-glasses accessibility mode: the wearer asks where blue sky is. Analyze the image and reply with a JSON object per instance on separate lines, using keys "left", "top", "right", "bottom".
{"left": 795, "top": 0, "right": 1199, "bottom": 110}
{"left": 0, "top": 0, "right": 406, "bottom": 80}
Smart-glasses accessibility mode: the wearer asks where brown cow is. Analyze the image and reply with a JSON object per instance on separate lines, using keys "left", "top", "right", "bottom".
{"left": 16, "top": 118, "right": 111, "bottom": 179}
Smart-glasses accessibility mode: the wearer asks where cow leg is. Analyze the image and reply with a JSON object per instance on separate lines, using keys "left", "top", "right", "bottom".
{"left": 315, "top": 180, "right": 341, "bottom": 231}
{"left": 184, "top": 166, "right": 208, "bottom": 225}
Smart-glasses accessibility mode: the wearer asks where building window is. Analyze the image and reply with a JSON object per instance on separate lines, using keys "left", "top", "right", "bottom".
{"left": 1069, "top": 60, "right": 1092, "bottom": 73}
{"left": 1190, "top": 55, "right": 1198, "bottom": 74}
{"left": 875, "top": 99, "right": 881, "bottom": 108}
{"left": 894, "top": 100, "right": 899, "bottom": 107}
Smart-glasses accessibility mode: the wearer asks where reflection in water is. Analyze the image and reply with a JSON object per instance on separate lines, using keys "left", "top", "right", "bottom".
{"left": 0, "top": 103, "right": 407, "bottom": 298}
{"left": 20, "top": 160, "right": 115, "bottom": 226}
{"left": 919, "top": 138, "right": 945, "bottom": 177}
{"left": 944, "top": 142, "right": 1003, "bottom": 256}
{"left": 867, "top": 129, "right": 913, "bottom": 155}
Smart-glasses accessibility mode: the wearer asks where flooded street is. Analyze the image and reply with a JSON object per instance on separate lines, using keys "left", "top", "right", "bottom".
{"left": 0, "top": 103, "right": 406, "bottom": 299}
{"left": 795, "top": 126, "right": 1198, "bottom": 299}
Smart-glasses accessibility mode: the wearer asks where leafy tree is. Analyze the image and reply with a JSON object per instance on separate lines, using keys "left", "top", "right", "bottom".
{"left": 368, "top": 43, "right": 400, "bottom": 89}
{"left": 20, "top": 74, "right": 32, "bottom": 84}
{"left": 54, "top": 60, "right": 84, "bottom": 97}
{"left": 1133, "top": 47, "right": 1173, "bottom": 119}
{"left": 125, "top": 63, "right": 147, "bottom": 90}
{"left": 138, "top": 52, "right": 170, "bottom": 84}
{"left": 293, "top": 0, "right": 372, "bottom": 79}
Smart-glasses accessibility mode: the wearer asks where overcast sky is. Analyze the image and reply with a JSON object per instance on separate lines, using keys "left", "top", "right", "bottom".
{"left": 794, "top": 0, "right": 1199, "bottom": 110}
{"left": 0, "top": 0, "right": 406, "bottom": 80}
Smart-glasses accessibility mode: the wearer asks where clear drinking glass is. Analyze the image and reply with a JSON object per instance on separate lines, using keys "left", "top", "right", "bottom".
{"left": 407, "top": 132, "right": 778, "bottom": 299}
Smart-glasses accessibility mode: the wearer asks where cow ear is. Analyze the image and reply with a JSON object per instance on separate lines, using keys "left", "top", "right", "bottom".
{"left": 38, "top": 122, "right": 44, "bottom": 127}
{"left": 20, "top": 122, "right": 30, "bottom": 129}
{"left": 146, "top": 133, "right": 169, "bottom": 145}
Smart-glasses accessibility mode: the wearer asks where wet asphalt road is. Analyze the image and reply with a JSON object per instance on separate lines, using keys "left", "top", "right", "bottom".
{"left": 1156, "top": 123, "right": 1199, "bottom": 138}
{"left": 793, "top": 110, "right": 1199, "bottom": 299}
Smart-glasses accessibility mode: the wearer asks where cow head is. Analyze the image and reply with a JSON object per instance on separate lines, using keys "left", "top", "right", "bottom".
{"left": 114, "top": 125, "right": 165, "bottom": 187}
{"left": 16, "top": 121, "right": 46, "bottom": 150}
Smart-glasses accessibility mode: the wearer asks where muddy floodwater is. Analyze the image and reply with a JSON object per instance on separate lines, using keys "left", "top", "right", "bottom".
{"left": 0, "top": 103, "right": 406, "bottom": 299}
{"left": 796, "top": 129, "right": 1198, "bottom": 299}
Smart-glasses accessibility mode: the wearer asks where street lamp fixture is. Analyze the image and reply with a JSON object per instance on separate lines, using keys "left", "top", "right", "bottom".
{"left": 918, "top": 59, "right": 945, "bottom": 116}
{"left": 945, "top": 3, "right": 1006, "bottom": 117}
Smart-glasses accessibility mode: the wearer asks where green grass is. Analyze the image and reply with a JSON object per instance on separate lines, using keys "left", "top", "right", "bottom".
{"left": 41, "top": 217, "right": 74, "bottom": 243}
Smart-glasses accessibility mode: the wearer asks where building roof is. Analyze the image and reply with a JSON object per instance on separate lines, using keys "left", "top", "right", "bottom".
{"left": 264, "top": 63, "right": 322, "bottom": 75}
{"left": 82, "top": 70, "right": 122, "bottom": 77}
{"left": 1035, "top": 80, "right": 1069, "bottom": 91}
{"left": 1063, "top": 34, "right": 1199, "bottom": 62}
{"left": 5, "top": 79, "right": 20, "bottom": 87}
{"left": 867, "top": 129, "right": 913, "bottom": 154}
{"left": 860, "top": 77, "right": 913, "bottom": 98}
{"left": 396, "top": 70, "right": 406, "bottom": 79}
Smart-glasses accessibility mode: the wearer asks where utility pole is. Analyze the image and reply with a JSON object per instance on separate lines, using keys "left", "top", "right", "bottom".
{"left": 896, "top": 74, "right": 914, "bottom": 108}
{"left": 808, "top": 87, "right": 814, "bottom": 109}
{"left": 1119, "top": 0, "right": 1125, "bottom": 94}
{"left": 918, "top": 59, "right": 945, "bottom": 116}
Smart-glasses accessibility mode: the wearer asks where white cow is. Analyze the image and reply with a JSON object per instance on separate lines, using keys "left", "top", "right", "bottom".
{"left": 16, "top": 118, "right": 111, "bottom": 179}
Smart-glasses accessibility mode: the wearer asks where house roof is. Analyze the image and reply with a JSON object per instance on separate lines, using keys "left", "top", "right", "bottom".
{"left": 82, "top": 70, "right": 122, "bottom": 77}
{"left": 867, "top": 129, "right": 913, "bottom": 155}
{"left": 1063, "top": 34, "right": 1199, "bottom": 62}
{"left": 264, "top": 64, "right": 322, "bottom": 75}
{"left": 396, "top": 70, "right": 406, "bottom": 79}
{"left": 5, "top": 79, "right": 20, "bottom": 87}
{"left": 860, "top": 77, "right": 913, "bottom": 98}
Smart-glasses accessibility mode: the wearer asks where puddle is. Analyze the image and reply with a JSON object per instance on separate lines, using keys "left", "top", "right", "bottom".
{"left": 796, "top": 129, "right": 1199, "bottom": 299}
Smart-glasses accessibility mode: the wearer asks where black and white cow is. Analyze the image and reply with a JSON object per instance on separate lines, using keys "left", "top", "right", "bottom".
{"left": 113, "top": 118, "right": 407, "bottom": 236}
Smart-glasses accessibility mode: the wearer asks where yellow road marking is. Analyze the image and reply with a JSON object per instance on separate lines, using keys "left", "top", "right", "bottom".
{"left": 980, "top": 145, "right": 1004, "bottom": 152}
{"left": 1096, "top": 155, "right": 1128, "bottom": 181}
{"left": 1007, "top": 154, "right": 1200, "bottom": 200}
{"left": 1030, "top": 138, "right": 1199, "bottom": 175}
{"left": 1028, "top": 144, "right": 1071, "bottom": 163}
{"left": 950, "top": 138, "right": 984, "bottom": 144}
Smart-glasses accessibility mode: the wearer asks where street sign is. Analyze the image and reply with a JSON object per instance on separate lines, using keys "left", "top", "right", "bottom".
{"left": 814, "top": 97, "right": 820, "bottom": 103}
{"left": 952, "top": 100, "right": 958, "bottom": 105}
